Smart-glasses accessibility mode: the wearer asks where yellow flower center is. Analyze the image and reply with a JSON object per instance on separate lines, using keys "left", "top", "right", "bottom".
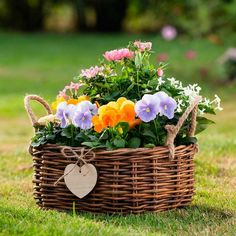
{"left": 82, "top": 117, "right": 85, "bottom": 121}
{"left": 146, "top": 107, "right": 150, "bottom": 113}
{"left": 164, "top": 105, "right": 168, "bottom": 110}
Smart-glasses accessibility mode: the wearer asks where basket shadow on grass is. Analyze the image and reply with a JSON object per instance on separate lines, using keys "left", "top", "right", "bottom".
{"left": 77, "top": 204, "right": 235, "bottom": 232}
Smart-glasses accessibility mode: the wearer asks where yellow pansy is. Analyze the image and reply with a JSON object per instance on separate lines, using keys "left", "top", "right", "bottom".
{"left": 51, "top": 96, "right": 65, "bottom": 112}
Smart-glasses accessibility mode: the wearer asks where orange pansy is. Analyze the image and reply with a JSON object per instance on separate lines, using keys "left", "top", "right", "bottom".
{"left": 92, "top": 116, "right": 104, "bottom": 133}
{"left": 99, "top": 105, "right": 120, "bottom": 127}
{"left": 129, "top": 119, "right": 141, "bottom": 129}
{"left": 67, "top": 98, "right": 79, "bottom": 105}
{"left": 116, "top": 97, "right": 127, "bottom": 108}
{"left": 120, "top": 100, "right": 135, "bottom": 122}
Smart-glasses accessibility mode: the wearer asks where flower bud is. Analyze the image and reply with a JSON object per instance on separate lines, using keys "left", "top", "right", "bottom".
{"left": 157, "top": 68, "right": 164, "bottom": 77}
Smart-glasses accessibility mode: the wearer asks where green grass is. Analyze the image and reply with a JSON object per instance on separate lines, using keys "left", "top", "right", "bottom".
{"left": 0, "top": 33, "right": 236, "bottom": 236}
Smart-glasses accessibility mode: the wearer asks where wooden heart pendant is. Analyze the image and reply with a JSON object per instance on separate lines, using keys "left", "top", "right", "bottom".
{"left": 64, "top": 164, "right": 97, "bottom": 199}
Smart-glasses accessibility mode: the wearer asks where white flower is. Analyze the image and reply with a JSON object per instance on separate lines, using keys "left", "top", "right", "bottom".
{"left": 202, "top": 98, "right": 211, "bottom": 107}
{"left": 211, "top": 94, "right": 223, "bottom": 111}
{"left": 156, "top": 77, "right": 165, "bottom": 90}
{"left": 178, "top": 81, "right": 183, "bottom": 90}
{"left": 167, "top": 77, "right": 178, "bottom": 86}
{"left": 179, "top": 83, "right": 202, "bottom": 102}
{"left": 167, "top": 77, "right": 183, "bottom": 89}
{"left": 176, "top": 99, "right": 184, "bottom": 113}
{"left": 38, "top": 114, "right": 57, "bottom": 126}
{"left": 199, "top": 108, "right": 206, "bottom": 115}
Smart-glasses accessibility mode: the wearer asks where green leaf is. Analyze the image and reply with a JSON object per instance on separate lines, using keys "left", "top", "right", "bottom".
{"left": 77, "top": 84, "right": 88, "bottom": 96}
{"left": 99, "top": 130, "right": 109, "bottom": 140}
{"left": 61, "top": 126, "right": 73, "bottom": 138}
{"left": 178, "top": 137, "right": 198, "bottom": 145}
{"left": 113, "top": 139, "right": 126, "bottom": 148}
{"left": 128, "top": 137, "right": 141, "bottom": 148}
{"left": 144, "top": 143, "right": 156, "bottom": 148}
{"left": 143, "top": 129, "right": 156, "bottom": 139}
{"left": 197, "top": 117, "right": 215, "bottom": 124}
{"left": 196, "top": 117, "right": 215, "bottom": 134}
{"left": 115, "top": 122, "right": 129, "bottom": 135}
{"left": 105, "top": 140, "right": 114, "bottom": 150}
{"left": 81, "top": 141, "right": 105, "bottom": 148}
{"left": 148, "top": 78, "right": 158, "bottom": 87}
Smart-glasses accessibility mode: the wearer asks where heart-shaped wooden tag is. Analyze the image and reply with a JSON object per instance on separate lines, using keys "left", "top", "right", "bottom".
{"left": 64, "top": 163, "right": 97, "bottom": 199}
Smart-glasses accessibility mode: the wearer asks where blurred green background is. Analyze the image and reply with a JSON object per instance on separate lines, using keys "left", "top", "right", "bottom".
{"left": 0, "top": 1, "right": 236, "bottom": 235}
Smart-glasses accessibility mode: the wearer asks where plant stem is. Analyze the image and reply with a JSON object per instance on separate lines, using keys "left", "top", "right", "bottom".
{"left": 71, "top": 125, "right": 74, "bottom": 146}
{"left": 153, "top": 119, "right": 159, "bottom": 144}
{"left": 136, "top": 70, "right": 141, "bottom": 98}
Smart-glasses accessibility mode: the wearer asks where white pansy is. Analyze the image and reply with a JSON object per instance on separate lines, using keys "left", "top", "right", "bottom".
{"left": 211, "top": 94, "right": 223, "bottom": 111}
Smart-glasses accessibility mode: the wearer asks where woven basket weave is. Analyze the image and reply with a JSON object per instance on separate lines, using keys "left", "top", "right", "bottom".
{"left": 25, "top": 95, "right": 201, "bottom": 214}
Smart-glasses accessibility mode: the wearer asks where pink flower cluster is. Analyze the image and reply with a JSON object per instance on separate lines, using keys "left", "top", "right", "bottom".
{"left": 103, "top": 48, "right": 134, "bottom": 61}
{"left": 57, "top": 82, "right": 82, "bottom": 99}
{"left": 80, "top": 66, "right": 104, "bottom": 79}
{"left": 134, "top": 41, "right": 152, "bottom": 51}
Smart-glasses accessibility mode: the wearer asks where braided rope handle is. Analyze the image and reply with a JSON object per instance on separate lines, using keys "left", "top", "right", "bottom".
{"left": 165, "top": 96, "right": 202, "bottom": 160}
{"left": 24, "top": 95, "right": 52, "bottom": 126}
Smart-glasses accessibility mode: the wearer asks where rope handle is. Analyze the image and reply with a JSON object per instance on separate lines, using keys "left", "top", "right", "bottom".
{"left": 24, "top": 95, "right": 52, "bottom": 126}
{"left": 165, "top": 96, "right": 202, "bottom": 160}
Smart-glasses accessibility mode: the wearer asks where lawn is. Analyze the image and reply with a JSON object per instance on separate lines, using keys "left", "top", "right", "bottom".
{"left": 0, "top": 33, "right": 235, "bottom": 236}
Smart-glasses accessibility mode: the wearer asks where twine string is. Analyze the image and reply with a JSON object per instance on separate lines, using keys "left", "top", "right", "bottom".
{"left": 54, "top": 147, "right": 96, "bottom": 186}
{"left": 165, "top": 96, "right": 202, "bottom": 160}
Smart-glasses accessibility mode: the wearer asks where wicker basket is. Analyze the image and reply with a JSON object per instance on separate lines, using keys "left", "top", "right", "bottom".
{"left": 24, "top": 95, "right": 200, "bottom": 214}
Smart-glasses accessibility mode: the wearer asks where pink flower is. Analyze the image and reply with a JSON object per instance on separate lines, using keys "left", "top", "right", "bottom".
{"left": 185, "top": 50, "right": 197, "bottom": 60}
{"left": 156, "top": 53, "right": 169, "bottom": 62}
{"left": 80, "top": 66, "right": 104, "bottom": 79}
{"left": 57, "top": 89, "right": 68, "bottom": 99}
{"left": 57, "top": 82, "right": 82, "bottom": 99}
{"left": 157, "top": 68, "right": 163, "bottom": 77}
{"left": 103, "top": 48, "right": 134, "bottom": 61}
{"left": 161, "top": 25, "right": 177, "bottom": 41}
{"left": 134, "top": 41, "right": 152, "bottom": 51}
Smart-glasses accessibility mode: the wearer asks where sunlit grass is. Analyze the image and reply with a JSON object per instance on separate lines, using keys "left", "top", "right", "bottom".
{"left": 0, "top": 33, "right": 235, "bottom": 235}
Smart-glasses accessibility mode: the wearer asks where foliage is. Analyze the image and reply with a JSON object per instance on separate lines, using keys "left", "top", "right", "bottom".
{"left": 31, "top": 40, "right": 221, "bottom": 149}
{"left": 126, "top": 0, "right": 236, "bottom": 36}
{"left": 1, "top": 0, "right": 236, "bottom": 36}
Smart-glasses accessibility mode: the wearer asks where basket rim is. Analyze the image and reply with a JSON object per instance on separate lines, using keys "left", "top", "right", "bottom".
{"left": 30, "top": 143, "right": 197, "bottom": 155}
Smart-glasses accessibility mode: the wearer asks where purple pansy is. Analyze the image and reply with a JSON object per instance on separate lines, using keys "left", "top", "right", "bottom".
{"left": 135, "top": 94, "right": 160, "bottom": 122}
{"left": 154, "top": 92, "right": 177, "bottom": 119}
{"left": 72, "top": 101, "right": 96, "bottom": 129}
{"left": 56, "top": 102, "right": 76, "bottom": 128}
{"left": 72, "top": 110, "right": 93, "bottom": 130}
{"left": 78, "top": 100, "right": 98, "bottom": 115}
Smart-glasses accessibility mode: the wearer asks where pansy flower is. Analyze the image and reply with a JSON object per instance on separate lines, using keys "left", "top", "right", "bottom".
{"left": 56, "top": 102, "right": 76, "bottom": 128}
{"left": 154, "top": 92, "right": 177, "bottom": 119}
{"left": 72, "top": 101, "right": 97, "bottom": 130}
{"left": 135, "top": 94, "right": 160, "bottom": 122}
